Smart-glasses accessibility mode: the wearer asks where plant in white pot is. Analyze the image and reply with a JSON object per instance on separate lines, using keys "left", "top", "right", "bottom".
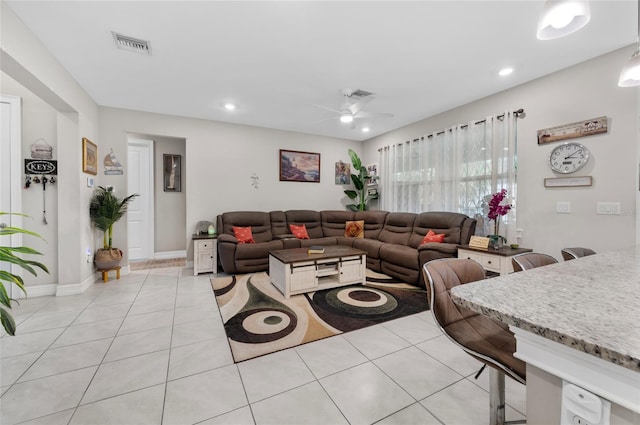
{"left": 89, "top": 186, "right": 138, "bottom": 269}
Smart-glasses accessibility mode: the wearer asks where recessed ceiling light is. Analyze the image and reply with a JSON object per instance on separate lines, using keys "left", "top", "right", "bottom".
{"left": 499, "top": 67, "right": 514, "bottom": 76}
{"left": 224, "top": 103, "right": 236, "bottom": 111}
{"left": 362, "top": 127, "right": 370, "bottom": 133}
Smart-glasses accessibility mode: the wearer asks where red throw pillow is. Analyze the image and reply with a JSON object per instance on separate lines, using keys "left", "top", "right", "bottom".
{"left": 289, "top": 224, "right": 310, "bottom": 239}
{"left": 232, "top": 226, "right": 255, "bottom": 244}
{"left": 344, "top": 220, "right": 365, "bottom": 238}
{"left": 421, "top": 229, "right": 445, "bottom": 244}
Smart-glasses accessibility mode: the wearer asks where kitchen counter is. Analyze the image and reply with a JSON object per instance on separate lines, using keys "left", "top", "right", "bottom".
{"left": 451, "top": 245, "right": 640, "bottom": 372}
{"left": 450, "top": 246, "right": 640, "bottom": 419}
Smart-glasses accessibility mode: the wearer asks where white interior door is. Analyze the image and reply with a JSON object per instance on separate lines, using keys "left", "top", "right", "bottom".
{"left": 127, "top": 138, "right": 154, "bottom": 260}
{"left": 1, "top": 95, "right": 23, "bottom": 298}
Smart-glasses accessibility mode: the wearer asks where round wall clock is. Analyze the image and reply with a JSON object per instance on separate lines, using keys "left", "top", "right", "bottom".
{"left": 549, "top": 142, "right": 590, "bottom": 174}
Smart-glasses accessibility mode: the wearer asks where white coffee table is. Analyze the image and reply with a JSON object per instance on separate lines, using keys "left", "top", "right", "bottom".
{"left": 269, "top": 246, "right": 366, "bottom": 298}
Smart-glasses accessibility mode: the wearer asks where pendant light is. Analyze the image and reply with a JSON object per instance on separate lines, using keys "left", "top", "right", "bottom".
{"left": 618, "top": 0, "right": 640, "bottom": 87}
{"left": 537, "top": 0, "right": 591, "bottom": 40}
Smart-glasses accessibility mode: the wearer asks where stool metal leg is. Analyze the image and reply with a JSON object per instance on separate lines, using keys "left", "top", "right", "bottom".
{"left": 489, "top": 367, "right": 506, "bottom": 425}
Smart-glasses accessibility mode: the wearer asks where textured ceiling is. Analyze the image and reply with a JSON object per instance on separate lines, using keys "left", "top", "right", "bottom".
{"left": 5, "top": 1, "right": 637, "bottom": 141}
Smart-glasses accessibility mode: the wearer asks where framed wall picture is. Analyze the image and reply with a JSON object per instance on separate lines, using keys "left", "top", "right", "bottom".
{"left": 279, "top": 149, "right": 320, "bottom": 182}
{"left": 163, "top": 154, "right": 181, "bottom": 192}
{"left": 82, "top": 137, "right": 98, "bottom": 175}
{"left": 335, "top": 160, "right": 350, "bottom": 184}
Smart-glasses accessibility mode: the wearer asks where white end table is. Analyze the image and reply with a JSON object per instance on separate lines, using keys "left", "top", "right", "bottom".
{"left": 193, "top": 234, "right": 217, "bottom": 275}
{"left": 457, "top": 244, "right": 532, "bottom": 276}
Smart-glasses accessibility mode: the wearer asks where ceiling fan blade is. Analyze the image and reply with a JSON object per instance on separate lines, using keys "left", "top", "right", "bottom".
{"left": 311, "top": 103, "right": 342, "bottom": 114}
{"left": 348, "top": 96, "right": 374, "bottom": 115}
{"left": 312, "top": 115, "right": 340, "bottom": 124}
{"left": 354, "top": 111, "right": 394, "bottom": 119}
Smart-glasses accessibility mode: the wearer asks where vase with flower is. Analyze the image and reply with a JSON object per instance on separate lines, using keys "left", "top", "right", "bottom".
{"left": 487, "top": 188, "right": 512, "bottom": 249}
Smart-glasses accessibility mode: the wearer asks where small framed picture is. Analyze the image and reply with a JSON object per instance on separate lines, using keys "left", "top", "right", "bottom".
{"left": 82, "top": 137, "right": 98, "bottom": 175}
{"left": 335, "top": 161, "right": 350, "bottom": 185}
{"left": 163, "top": 154, "right": 182, "bottom": 192}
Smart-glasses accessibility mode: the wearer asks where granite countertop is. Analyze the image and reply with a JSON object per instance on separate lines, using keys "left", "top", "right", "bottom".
{"left": 451, "top": 245, "right": 640, "bottom": 373}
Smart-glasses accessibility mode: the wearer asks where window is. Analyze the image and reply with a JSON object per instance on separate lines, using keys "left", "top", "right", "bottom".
{"left": 379, "top": 112, "right": 518, "bottom": 240}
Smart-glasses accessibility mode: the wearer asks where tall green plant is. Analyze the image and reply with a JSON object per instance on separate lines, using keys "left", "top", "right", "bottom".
{"left": 0, "top": 213, "right": 48, "bottom": 335}
{"left": 89, "top": 186, "right": 138, "bottom": 249}
{"left": 344, "top": 149, "right": 379, "bottom": 211}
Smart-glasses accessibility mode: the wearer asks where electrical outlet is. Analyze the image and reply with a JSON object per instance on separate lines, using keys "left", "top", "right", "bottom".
{"left": 573, "top": 415, "right": 593, "bottom": 425}
{"left": 557, "top": 201, "right": 571, "bottom": 213}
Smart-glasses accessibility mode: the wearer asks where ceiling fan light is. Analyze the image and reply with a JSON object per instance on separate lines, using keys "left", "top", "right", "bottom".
{"left": 537, "top": 0, "right": 590, "bottom": 40}
{"left": 340, "top": 113, "right": 354, "bottom": 123}
{"left": 618, "top": 49, "right": 640, "bottom": 87}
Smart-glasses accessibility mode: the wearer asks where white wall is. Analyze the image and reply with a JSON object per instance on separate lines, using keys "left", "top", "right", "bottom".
{"left": 1, "top": 72, "right": 59, "bottom": 285}
{"left": 363, "top": 46, "right": 639, "bottom": 259}
{"left": 99, "top": 107, "right": 362, "bottom": 262}
{"left": 1, "top": 2, "right": 100, "bottom": 292}
{"left": 4, "top": 0, "right": 637, "bottom": 289}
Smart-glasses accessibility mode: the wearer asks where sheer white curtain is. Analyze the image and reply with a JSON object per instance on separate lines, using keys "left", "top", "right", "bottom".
{"left": 379, "top": 111, "right": 518, "bottom": 241}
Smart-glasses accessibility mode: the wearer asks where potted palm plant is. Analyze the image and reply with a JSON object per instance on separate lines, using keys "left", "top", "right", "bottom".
{"left": 89, "top": 186, "right": 138, "bottom": 269}
{"left": 0, "top": 212, "right": 48, "bottom": 335}
{"left": 344, "top": 149, "right": 379, "bottom": 211}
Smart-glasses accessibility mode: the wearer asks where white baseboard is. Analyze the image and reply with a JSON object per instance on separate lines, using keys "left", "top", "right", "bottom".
{"left": 154, "top": 250, "right": 186, "bottom": 259}
{"left": 14, "top": 266, "right": 134, "bottom": 299}
{"left": 56, "top": 273, "right": 97, "bottom": 296}
{"left": 15, "top": 284, "right": 57, "bottom": 299}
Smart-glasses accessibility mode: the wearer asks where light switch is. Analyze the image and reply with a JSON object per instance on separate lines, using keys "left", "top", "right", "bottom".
{"left": 556, "top": 201, "right": 571, "bottom": 213}
{"left": 596, "top": 202, "right": 621, "bottom": 215}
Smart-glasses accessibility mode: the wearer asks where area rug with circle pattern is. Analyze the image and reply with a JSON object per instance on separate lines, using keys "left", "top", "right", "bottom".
{"left": 211, "top": 270, "right": 428, "bottom": 362}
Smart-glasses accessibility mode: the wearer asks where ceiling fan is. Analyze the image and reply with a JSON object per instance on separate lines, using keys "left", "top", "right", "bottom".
{"left": 313, "top": 89, "right": 394, "bottom": 128}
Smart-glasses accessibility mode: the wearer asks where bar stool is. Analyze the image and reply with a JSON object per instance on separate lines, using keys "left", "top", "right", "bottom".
{"left": 561, "top": 247, "right": 596, "bottom": 261}
{"left": 511, "top": 252, "right": 558, "bottom": 272}
{"left": 423, "top": 258, "right": 526, "bottom": 425}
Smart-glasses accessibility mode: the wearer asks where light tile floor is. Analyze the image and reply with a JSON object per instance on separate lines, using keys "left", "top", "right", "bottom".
{"left": 0, "top": 267, "right": 526, "bottom": 425}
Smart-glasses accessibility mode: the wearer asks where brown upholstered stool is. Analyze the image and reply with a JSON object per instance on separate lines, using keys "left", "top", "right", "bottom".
{"left": 423, "top": 258, "right": 525, "bottom": 425}
{"left": 561, "top": 247, "right": 596, "bottom": 261}
{"left": 511, "top": 252, "right": 558, "bottom": 272}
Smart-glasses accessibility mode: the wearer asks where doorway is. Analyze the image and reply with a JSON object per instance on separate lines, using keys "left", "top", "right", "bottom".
{"left": 127, "top": 138, "right": 154, "bottom": 260}
{"left": 1, "top": 95, "right": 23, "bottom": 298}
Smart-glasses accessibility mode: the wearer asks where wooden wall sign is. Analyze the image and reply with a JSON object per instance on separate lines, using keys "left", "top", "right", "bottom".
{"left": 544, "top": 176, "right": 593, "bottom": 188}
{"left": 469, "top": 235, "right": 490, "bottom": 250}
{"left": 537, "top": 116, "right": 607, "bottom": 145}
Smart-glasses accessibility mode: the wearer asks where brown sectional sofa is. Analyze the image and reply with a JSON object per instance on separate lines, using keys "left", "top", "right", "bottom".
{"left": 216, "top": 210, "right": 476, "bottom": 288}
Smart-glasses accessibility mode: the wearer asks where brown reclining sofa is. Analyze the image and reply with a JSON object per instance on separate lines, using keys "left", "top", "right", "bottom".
{"left": 216, "top": 210, "right": 476, "bottom": 288}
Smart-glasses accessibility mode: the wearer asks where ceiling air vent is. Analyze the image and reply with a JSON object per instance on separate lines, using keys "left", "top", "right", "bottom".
{"left": 111, "top": 31, "right": 151, "bottom": 55}
{"left": 349, "top": 89, "right": 374, "bottom": 99}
